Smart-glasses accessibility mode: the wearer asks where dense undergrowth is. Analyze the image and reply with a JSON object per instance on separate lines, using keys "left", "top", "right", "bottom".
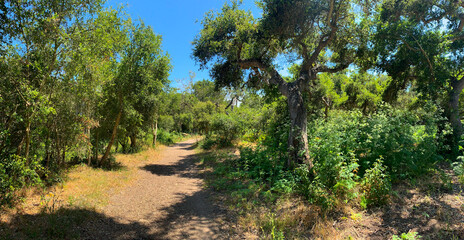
{"left": 199, "top": 103, "right": 463, "bottom": 238}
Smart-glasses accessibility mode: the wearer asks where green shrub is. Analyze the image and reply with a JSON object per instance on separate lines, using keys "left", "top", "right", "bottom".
{"left": 452, "top": 156, "right": 464, "bottom": 185}
{"left": 360, "top": 158, "right": 391, "bottom": 208}
{"left": 211, "top": 113, "right": 245, "bottom": 147}
{"left": 392, "top": 231, "right": 421, "bottom": 240}
{"left": 309, "top": 105, "right": 442, "bottom": 182}
{"left": 156, "top": 129, "right": 182, "bottom": 145}
{"left": 238, "top": 146, "right": 285, "bottom": 184}
{"left": 199, "top": 135, "right": 217, "bottom": 150}
{"left": 158, "top": 115, "right": 175, "bottom": 132}
{"left": 0, "top": 154, "right": 42, "bottom": 206}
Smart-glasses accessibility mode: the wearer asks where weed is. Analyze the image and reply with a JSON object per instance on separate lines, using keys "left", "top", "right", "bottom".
{"left": 392, "top": 231, "right": 421, "bottom": 240}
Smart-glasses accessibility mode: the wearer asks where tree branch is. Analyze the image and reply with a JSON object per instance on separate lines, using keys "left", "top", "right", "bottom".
{"left": 237, "top": 59, "right": 289, "bottom": 97}
{"left": 306, "top": 17, "right": 338, "bottom": 68}
{"left": 316, "top": 63, "right": 350, "bottom": 73}
{"left": 412, "top": 35, "right": 435, "bottom": 81}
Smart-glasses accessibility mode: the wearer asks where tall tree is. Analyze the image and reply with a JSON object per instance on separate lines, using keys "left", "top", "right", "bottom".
{"left": 0, "top": 0, "right": 105, "bottom": 165}
{"left": 100, "top": 21, "right": 171, "bottom": 165}
{"left": 193, "top": 0, "right": 371, "bottom": 168}
{"left": 374, "top": 0, "right": 464, "bottom": 149}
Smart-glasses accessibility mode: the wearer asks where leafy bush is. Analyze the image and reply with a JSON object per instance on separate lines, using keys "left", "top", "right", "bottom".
{"left": 392, "top": 231, "right": 421, "bottom": 240}
{"left": 0, "top": 155, "right": 42, "bottom": 206}
{"left": 238, "top": 146, "right": 286, "bottom": 184}
{"left": 309, "top": 105, "right": 442, "bottom": 182}
{"left": 156, "top": 129, "right": 182, "bottom": 145}
{"left": 452, "top": 155, "right": 464, "bottom": 185}
{"left": 210, "top": 113, "right": 245, "bottom": 147}
{"left": 360, "top": 158, "right": 391, "bottom": 208}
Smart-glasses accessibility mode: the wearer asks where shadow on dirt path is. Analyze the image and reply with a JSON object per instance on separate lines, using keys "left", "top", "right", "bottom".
{"left": 0, "top": 139, "right": 230, "bottom": 240}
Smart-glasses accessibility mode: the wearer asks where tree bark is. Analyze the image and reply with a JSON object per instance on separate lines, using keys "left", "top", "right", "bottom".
{"left": 287, "top": 83, "right": 312, "bottom": 169}
{"left": 94, "top": 130, "right": 99, "bottom": 163}
{"left": 24, "top": 119, "right": 31, "bottom": 164}
{"left": 100, "top": 107, "right": 122, "bottom": 166}
{"left": 448, "top": 78, "right": 464, "bottom": 150}
{"left": 152, "top": 120, "right": 158, "bottom": 147}
{"left": 130, "top": 134, "right": 137, "bottom": 152}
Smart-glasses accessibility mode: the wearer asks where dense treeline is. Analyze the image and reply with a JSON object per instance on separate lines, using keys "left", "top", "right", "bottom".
{"left": 0, "top": 0, "right": 175, "bottom": 205}
{"left": 1, "top": 1, "right": 464, "bottom": 229}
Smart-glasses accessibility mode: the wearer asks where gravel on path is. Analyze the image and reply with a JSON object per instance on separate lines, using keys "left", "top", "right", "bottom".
{"left": 81, "top": 139, "right": 228, "bottom": 240}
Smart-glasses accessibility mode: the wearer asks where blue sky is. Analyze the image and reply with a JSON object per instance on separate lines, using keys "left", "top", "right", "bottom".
{"left": 106, "top": 0, "right": 262, "bottom": 89}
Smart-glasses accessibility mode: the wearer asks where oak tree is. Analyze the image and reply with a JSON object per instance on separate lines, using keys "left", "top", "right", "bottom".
{"left": 193, "top": 0, "right": 371, "bottom": 168}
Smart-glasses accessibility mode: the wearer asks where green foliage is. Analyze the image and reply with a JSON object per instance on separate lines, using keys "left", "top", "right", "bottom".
{"left": 452, "top": 156, "right": 464, "bottom": 185}
{"left": 310, "top": 105, "right": 443, "bottom": 181}
{"left": 392, "top": 231, "right": 421, "bottom": 240}
{"left": 156, "top": 129, "right": 182, "bottom": 146}
{"left": 158, "top": 115, "right": 175, "bottom": 132}
{"left": 360, "top": 158, "right": 391, "bottom": 208}
{"left": 210, "top": 112, "right": 245, "bottom": 147}
{"left": 0, "top": 155, "right": 42, "bottom": 206}
{"left": 238, "top": 146, "right": 285, "bottom": 184}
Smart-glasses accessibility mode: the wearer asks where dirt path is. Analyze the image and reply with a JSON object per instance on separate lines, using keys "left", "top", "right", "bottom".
{"left": 82, "top": 139, "right": 228, "bottom": 240}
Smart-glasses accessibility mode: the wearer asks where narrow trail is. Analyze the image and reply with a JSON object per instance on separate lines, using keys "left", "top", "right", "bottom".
{"left": 82, "top": 139, "right": 227, "bottom": 240}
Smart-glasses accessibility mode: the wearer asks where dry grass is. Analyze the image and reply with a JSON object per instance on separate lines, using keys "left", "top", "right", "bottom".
{"left": 0, "top": 145, "right": 165, "bottom": 224}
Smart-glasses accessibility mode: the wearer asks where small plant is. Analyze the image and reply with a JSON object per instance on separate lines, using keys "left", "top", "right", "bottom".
{"left": 392, "top": 231, "right": 421, "bottom": 240}
{"left": 360, "top": 157, "right": 391, "bottom": 208}
{"left": 452, "top": 156, "right": 464, "bottom": 185}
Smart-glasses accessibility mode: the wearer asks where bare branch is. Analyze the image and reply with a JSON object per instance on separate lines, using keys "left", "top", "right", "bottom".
{"left": 412, "top": 35, "right": 435, "bottom": 81}
{"left": 306, "top": 20, "right": 338, "bottom": 68}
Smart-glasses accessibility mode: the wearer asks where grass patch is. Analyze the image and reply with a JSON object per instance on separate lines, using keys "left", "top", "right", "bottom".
{"left": 0, "top": 146, "right": 165, "bottom": 239}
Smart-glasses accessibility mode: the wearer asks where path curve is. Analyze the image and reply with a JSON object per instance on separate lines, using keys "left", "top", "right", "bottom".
{"left": 82, "top": 139, "right": 227, "bottom": 240}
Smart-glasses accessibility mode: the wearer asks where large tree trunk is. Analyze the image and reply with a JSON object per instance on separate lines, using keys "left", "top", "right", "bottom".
{"left": 101, "top": 108, "right": 122, "bottom": 166}
{"left": 287, "top": 85, "right": 312, "bottom": 169}
{"left": 448, "top": 78, "right": 464, "bottom": 152}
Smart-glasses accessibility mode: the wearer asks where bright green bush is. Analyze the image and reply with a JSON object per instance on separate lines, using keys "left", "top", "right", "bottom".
{"left": 360, "top": 158, "right": 391, "bottom": 208}
{"left": 309, "top": 105, "right": 443, "bottom": 182}
{"left": 0, "top": 155, "right": 42, "bottom": 206}
{"left": 238, "top": 146, "right": 285, "bottom": 183}
{"left": 156, "top": 129, "right": 182, "bottom": 145}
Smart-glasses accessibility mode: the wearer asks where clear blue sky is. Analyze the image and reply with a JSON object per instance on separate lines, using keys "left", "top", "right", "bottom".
{"left": 106, "top": 0, "right": 262, "bottom": 89}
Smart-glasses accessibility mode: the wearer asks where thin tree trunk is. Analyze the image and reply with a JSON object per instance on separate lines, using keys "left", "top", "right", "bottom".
{"left": 24, "top": 120, "right": 31, "bottom": 164}
{"left": 87, "top": 128, "right": 92, "bottom": 165}
{"left": 362, "top": 100, "right": 368, "bottom": 115}
{"left": 130, "top": 134, "right": 137, "bottom": 152}
{"left": 152, "top": 120, "right": 158, "bottom": 147}
{"left": 449, "top": 78, "right": 464, "bottom": 152}
{"left": 322, "top": 96, "right": 331, "bottom": 121}
{"left": 115, "top": 137, "right": 119, "bottom": 152}
{"left": 101, "top": 107, "right": 123, "bottom": 166}
{"left": 94, "top": 130, "right": 99, "bottom": 163}
{"left": 287, "top": 85, "right": 312, "bottom": 169}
